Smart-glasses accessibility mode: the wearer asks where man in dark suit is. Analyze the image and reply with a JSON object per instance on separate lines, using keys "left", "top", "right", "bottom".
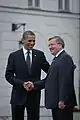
{"left": 5, "top": 31, "right": 50, "bottom": 120}
{"left": 28, "top": 36, "right": 77, "bottom": 120}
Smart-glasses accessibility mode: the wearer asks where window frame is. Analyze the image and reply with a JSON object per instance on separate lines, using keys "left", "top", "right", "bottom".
{"left": 58, "top": 0, "right": 70, "bottom": 12}
{"left": 28, "top": 0, "right": 40, "bottom": 8}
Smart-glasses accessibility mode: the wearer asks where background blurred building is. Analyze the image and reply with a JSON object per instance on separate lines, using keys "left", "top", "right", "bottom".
{"left": 0, "top": 0, "right": 80, "bottom": 120}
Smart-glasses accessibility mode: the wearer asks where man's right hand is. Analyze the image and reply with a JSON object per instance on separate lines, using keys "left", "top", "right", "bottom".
{"left": 23, "top": 81, "right": 34, "bottom": 91}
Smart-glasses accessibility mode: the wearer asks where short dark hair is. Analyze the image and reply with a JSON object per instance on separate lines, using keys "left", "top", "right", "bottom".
{"left": 48, "top": 36, "right": 65, "bottom": 48}
{"left": 22, "top": 31, "right": 35, "bottom": 40}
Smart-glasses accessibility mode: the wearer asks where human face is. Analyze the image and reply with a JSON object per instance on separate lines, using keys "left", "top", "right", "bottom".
{"left": 22, "top": 35, "right": 35, "bottom": 50}
{"left": 48, "top": 38, "right": 62, "bottom": 56}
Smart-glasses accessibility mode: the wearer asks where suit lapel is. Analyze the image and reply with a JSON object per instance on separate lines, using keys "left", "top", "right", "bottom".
{"left": 32, "top": 49, "right": 37, "bottom": 67}
{"left": 20, "top": 49, "right": 29, "bottom": 69}
{"left": 20, "top": 49, "right": 25, "bottom": 62}
{"left": 47, "top": 50, "right": 66, "bottom": 75}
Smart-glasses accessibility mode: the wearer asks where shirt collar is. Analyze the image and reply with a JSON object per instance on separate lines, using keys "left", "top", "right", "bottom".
{"left": 55, "top": 49, "right": 64, "bottom": 57}
{"left": 23, "top": 47, "right": 32, "bottom": 55}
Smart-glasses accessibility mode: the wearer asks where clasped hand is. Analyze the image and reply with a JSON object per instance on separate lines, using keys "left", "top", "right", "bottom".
{"left": 23, "top": 81, "right": 34, "bottom": 91}
{"left": 58, "top": 101, "right": 66, "bottom": 110}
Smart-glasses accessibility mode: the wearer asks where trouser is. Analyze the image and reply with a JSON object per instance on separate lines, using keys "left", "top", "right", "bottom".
{"left": 11, "top": 104, "right": 40, "bottom": 120}
{"left": 52, "top": 106, "right": 73, "bottom": 120}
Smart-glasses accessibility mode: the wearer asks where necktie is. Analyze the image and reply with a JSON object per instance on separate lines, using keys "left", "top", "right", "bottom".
{"left": 26, "top": 50, "right": 31, "bottom": 74}
{"left": 52, "top": 57, "right": 57, "bottom": 63}
{"left": 53, "top": 57, "right": 56, "bottom": 60}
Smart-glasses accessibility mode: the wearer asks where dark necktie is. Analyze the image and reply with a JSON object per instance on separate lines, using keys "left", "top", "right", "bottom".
{"left": 26, "top": 50, "right": 31, "bottom": 74}
{"left": 52, "top": 57, "right": 57, "bottom": 63}
{"left": 53, "top": 57, "right": 56, "bottom": 60}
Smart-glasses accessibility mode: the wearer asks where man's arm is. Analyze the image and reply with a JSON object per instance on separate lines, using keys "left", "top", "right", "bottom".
{"left": 58, "top": 55, "right": 75, "bottom": 104}
{"left": 40, "top": 52, "right": 50, "bottom": 73}
{"left": 25, "top": 79, "right": 46, "bottom": 91}
{"left": 5, "top": 53, "right": 24, "bottom": 87}
{"left": 34, "top": 78, "right": 46, "bottom": 90}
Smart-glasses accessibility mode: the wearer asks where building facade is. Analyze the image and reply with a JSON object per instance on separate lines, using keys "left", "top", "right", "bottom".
{"left": 0, "top": 0, "right": 80, "bottom": 119}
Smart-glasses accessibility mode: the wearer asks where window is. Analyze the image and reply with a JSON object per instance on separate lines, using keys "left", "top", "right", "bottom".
{"left": 28, "top": 0, "right": 33, "bottom": 6}
{"left": 28, "top": 0, "right": 40, "bottom": 8}
{"left": 65, "top": 0, "right": 69, "bottom": 11}
{"left": 58, "top": 0, "right": 70, "bottom": 12}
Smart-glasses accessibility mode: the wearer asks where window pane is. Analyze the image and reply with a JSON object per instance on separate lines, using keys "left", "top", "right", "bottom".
{"left": 65, "top": 0, "right": 69, "bottom": 11}
{"left": 35, "top": 0, "right": 40, "bottom": 7}
{"left": 58, "top": 0, "right": 63, "bottom": 9}
{"left": 28, "top": 0, "right": 32, "bottom": 6}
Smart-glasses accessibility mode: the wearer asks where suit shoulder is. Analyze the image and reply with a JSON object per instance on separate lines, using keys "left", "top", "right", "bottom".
{"left": 9, "top": 49, "right": 22, "bottom": 56}
{"left": 63, "top": 53, "right": 76, "bottom": 69}
{"left": 63, "top": 52, "right": 73, "bottom": 60}
{"left": 33, "top": 49, "right": 44, "bottom": 54}
{"left": 61, "top": 52, "right": 74, "bottom": 65}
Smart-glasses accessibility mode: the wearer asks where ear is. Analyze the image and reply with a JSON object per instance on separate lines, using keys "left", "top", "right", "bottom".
{"left": 22, "top": 39, "right": 24, "bottom": 44}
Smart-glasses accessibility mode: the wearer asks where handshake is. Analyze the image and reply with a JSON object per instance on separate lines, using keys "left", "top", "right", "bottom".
{"left": 23, "top": 81, "right": 35, "bottom": 91}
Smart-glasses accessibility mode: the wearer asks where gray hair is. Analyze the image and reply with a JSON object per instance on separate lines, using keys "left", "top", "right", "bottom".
{"left": 48, "top": 36, "right": 65, "bottom": 48}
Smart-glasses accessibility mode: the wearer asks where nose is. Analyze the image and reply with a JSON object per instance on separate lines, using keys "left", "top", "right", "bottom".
{"left": 31, "top": 41, "right": 34, "bottom": 44}
{"left": 30, "top": 41, "right": 35, "bottom": 45}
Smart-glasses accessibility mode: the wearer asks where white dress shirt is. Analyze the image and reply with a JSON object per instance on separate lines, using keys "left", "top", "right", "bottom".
{"left": 55, "top": 49, "right": 64, "bottom": 57}
{"left": 23, "top": 47, "right": 32, "bottom": 64}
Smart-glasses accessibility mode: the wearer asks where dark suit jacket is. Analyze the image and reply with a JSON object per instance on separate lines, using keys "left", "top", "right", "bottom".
{"left": 34, "top": 50, "right": 77, "bottom": 109}
{"left": 5, "top": 48, "right": 50, "bottom": 106}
